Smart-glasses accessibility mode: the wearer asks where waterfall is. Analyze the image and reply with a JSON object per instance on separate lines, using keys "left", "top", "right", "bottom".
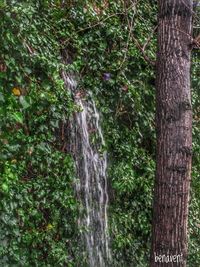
{"left": 62, "top": 69, "right": 111, "bottom": 267}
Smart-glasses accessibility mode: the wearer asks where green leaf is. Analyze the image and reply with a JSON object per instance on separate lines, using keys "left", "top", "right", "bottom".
{"left": 11, "top": 112, "right": 23, "bottom": 123}
{"left": 1, "top": 183, "right": 9, "bottom": 193}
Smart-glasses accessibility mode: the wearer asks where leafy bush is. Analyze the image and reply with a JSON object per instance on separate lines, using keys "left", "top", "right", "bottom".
{"left": 0, "top": 1, "right": 200, "bottom": 266}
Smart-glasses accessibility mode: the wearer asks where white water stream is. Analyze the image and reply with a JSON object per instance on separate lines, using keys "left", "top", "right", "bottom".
{"left": 62, "top": 71, "right": 111, "bottom": 267}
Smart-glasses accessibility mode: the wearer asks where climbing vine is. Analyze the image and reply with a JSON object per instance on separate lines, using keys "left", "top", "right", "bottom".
{"left": 0, "top": 1, "right": 200, "bottom": 266}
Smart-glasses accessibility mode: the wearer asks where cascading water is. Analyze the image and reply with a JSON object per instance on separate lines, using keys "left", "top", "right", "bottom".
{"left": 62, "top": 69, "right": 111, "bottom": 267}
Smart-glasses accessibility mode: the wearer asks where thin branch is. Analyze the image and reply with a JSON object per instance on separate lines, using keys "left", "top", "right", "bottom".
{"left": 181, "top": 0, "right": 200, "bottom": 24}
{"left": 143, "top": 25, "right": 158, "bottom": 51}
{"left": 126, "top": 19, "right": 155, "bottom": 65}
{"left": 62, "top": 2, "right": 137, "bottom": 46}
{"left": 23, "top": 40, "right": 35, "bottom": 55}
{"left": 168, "top": 26, "right": 200, "bottom": 49}
{"left": 77, "top": 12, "right": 123, "bottom": 34}
{"left": 181, "top": 0, "right": 198, "bottom": 16}
{"left": 119, "top": 16, "right": 134, "bottom": 70}
{"left": 169, "top": 26, "right": 193, "bottom": 40}
{"left": 130, "top": 33, "right": 155, "bottom": 66}
{"left": 77, "top": 1, "right": 137, "bottom": 33}
{"left": 125, "top": 3, "right": 156, "bottom": 67}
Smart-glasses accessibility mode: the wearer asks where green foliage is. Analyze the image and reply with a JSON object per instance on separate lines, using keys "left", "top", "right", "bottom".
{"left": 0, "top": 0, "right": 200, "bottom": 266}
{"left": 67, "top": 2, "right": 155, "bottom": 266}
{"left": 69, "top": 1, "right": 156, "bottom": 265}
{"left": 0, "top": 1, "right": 80, "bottom": 266}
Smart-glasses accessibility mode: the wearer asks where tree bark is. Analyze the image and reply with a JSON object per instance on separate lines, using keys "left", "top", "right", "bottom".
{"left": 150, "top": 1, "right": 193, "bottom": 266}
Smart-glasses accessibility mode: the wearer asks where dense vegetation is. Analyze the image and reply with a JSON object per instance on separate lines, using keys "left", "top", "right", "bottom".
{"left": 0, "top": 1, "right": 199, "bottom": 266}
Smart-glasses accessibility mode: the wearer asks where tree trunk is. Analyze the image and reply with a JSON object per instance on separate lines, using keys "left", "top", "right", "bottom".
{"left": 150, "top": 1, "right": 193, "bottom": 266}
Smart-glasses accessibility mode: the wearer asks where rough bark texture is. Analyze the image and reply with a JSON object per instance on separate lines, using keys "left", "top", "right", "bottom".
{"left": 150, "top": 1, "right": 193, "bottom": 266}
